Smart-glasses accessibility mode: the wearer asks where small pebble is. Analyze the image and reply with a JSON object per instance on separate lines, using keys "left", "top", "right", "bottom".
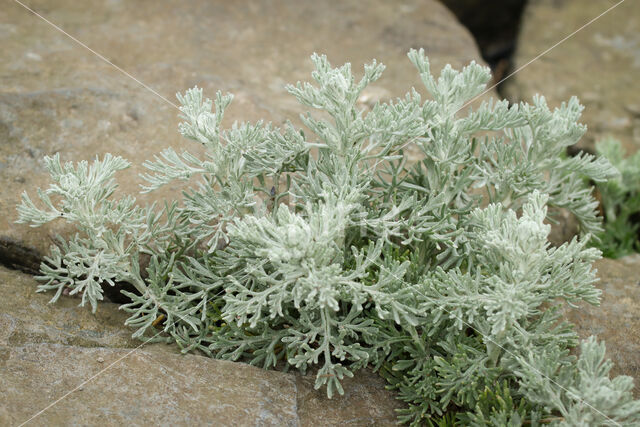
{"left": 97, "top": 357, "right": 104, "bottom": 363}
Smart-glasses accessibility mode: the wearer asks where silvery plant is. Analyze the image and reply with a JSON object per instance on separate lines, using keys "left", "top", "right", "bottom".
{"left": 17, "top": 49, "right": 640, "bottom": 425}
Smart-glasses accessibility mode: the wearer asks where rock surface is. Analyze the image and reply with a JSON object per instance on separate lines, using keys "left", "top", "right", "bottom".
{"left": 1, "top": 343, "right": 299, "bottom": 426}
{"left": 0, "top": 266, "right": 402, "bottom": 425}
{"left": 0, "top": 266, "right": 139, "bottom": 349}
{"left": 2, "top": 253, "right": 640, "bottom": 424}
{"left": 504, "top": 0, "right": 640, "bottom": 154}
{"left": 296, "top": 368, "right": 402, "bottom": 426}
{"left": 1, "top": 0, "right": 494, "bottom": 260}
{"left": 0, "top": 343, "right": 401, "bottom": 426}
{"left": 564, "top": 254, "right": 640, "bottom": 397}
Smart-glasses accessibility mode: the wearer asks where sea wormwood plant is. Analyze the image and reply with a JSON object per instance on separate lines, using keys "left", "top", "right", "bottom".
{"left": 16, "top": 49, "right": 640, "bottom": 425}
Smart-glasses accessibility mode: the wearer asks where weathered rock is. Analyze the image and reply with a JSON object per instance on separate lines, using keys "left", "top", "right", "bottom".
{"left": 0, "top": 265, "right": 401, "bottom": 425}
{"left": 504, "top": 0, "right": 640, "bottom": 154}
{"left": 0, "top": 343, "right": 299, "bottom": 426}
{"left": 563, "top": 254, "right": 640, "bottom": 397}
{"left": 0, "top": 343, "right": 401, "bottom": 426}
{"left": 1, "top": 0, "right": 494, "bottom": 262}
{"left": 0, "top": 265, "right": 139, "bottom": 349}
{"left": 3, "top": 253, "right": 639, "bottom": 424}
{"left": 296, "top": 368, "right": 401, "bottom": 425}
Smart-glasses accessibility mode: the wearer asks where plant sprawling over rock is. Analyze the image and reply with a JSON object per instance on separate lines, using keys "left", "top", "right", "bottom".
{"left": 17, "top": 50, "right": 640, "bottom": 425}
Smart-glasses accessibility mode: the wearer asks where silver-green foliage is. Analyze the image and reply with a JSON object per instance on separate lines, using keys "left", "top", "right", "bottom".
{"left": 16, "top": 50, "right": 640, "bottom": 425}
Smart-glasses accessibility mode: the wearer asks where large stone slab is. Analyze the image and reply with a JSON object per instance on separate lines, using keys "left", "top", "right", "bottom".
{"left": 296, "top": 368, "right": 401, "bottom": 426}
{"left": 504, "top": 0, "right": 640, "bottom": 154}
{"left": 0, "top": 343, "right": 299, "bottom": 426}
{"left": 0, "top": 342, "right": 402, "bottom": 426}
{"left": 2, "top": 234, "right": 639, "bottom": 422}
{"left": 563, "top": 254, "right": 640, "bottom": 396}
{"left": 0, "top": 265, "right": 139, "bottom": 349}
{"left": 0, "top": 265, "right": 402, "bottom": 425}
{"left": 1, "top": 0, "right": 493, "bottom": 260}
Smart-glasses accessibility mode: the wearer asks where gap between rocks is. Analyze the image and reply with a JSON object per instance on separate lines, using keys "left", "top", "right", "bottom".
{"left": 0, "top": 236, "right": 42, "bottom": 274}
{"left": 438, "top": 0, "right": 529, "bottom": 95}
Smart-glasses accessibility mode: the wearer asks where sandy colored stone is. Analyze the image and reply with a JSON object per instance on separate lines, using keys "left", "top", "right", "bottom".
{"left": 0, "top": 343, "right": 299, "bottom": 426}
{"left": 296, "top": 368, "right": 402, "bottom": 426}
{"left": 1, "top": 0, "right": 494, "bottom": 260}
{"left": 0, "top": 265, "right": 141, "bottom": 349}
{"left": 563, "top": 254, "right": 640, "bottom": 396}
{"left": 0, "top": 341, "right": 402, "bottom": 426}
{"left": 504, "top": 0, "right": 640, "bottom": 154}
{"left": 0, "top": 264, "right": 403, "bottom": 425}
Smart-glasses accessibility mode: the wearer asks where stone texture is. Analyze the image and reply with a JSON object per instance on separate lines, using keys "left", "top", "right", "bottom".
{"left": 504, "top": 0, "right": 640, "bottom": 154}
{"left": 0, "top": 343, "right": 299, "bottom": 426}
{"left": 0, "top": 342, "right": 402, "bottom": 426}
{"left": 3, "top": 254, "right": 639, "bottom": 424}
{"left": 0, "top": 344, "right": 401, "bottom": 426}
{"left": 0, "top": 266, "right": 401, "bottom": 425}
{"left": 13, "top": 2, "right": 637, "bottom": 424}
{"left": 0, "top": 265, "right": 139, "bottom": 349}
{"left": 563, "top": 254, "right": 640, "bottom": 397}
{"left": 1, "top": 0, "right": 494, "bottom": 260}
{"left": 296, "top": 368, "right": 401, "bottom": 426}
